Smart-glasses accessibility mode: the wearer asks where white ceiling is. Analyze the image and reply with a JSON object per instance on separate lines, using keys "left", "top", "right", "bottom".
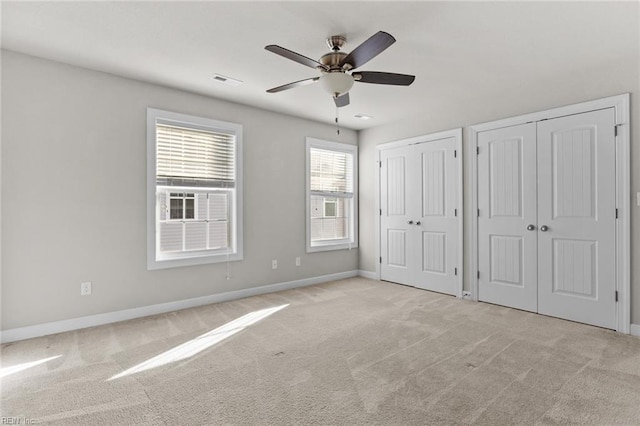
{"left": 1, "top": 1, "right": 637, "bottom": 130}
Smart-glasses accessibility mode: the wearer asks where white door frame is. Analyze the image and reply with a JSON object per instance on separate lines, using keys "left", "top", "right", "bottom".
{"left": 469, "top": 94, "right": 631, "bottom": 333}
{"left": 376, "top": 128, "right": 464, "bottom": 297}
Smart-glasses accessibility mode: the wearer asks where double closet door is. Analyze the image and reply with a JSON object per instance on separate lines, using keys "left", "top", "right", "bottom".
{"left": 380, "top": 137, "right": 459, "bottom": 295}
{"left": 477, "top": 108, "right": 617, "bottom": 329}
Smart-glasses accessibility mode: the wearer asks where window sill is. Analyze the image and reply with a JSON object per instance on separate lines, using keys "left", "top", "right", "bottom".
{"left": 306, "top": 242, "right": 358, "bottom": 253}
{"left": 148, "top": 251, "right": 242, "bottom": 270}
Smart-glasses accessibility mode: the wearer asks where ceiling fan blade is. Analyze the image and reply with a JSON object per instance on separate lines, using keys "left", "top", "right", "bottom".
{"left": 266, "top": 77, "right": 320, "bottom": 93}
{"left": 353, "top": 71, "right": 415, "bottom": 86}
{"left": 334, "top": 92, "right": 350, "bottom": 108}
{"left": 339, "top": 31, "right": 396, "bottom": 70}
{"left": 265, "top": 45, "right": 328, "bottom": 70}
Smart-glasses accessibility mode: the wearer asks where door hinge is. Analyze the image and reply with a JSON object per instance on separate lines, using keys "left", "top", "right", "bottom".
{"left": 477, "top": 271, "right": 480, "bottom": 279}
{"left": 454, "top": 150, "right": 457, "bottom": 158}
{"left": 614, "top": 124, "right": 621, "bottom": 137}
{"left": 380, "top": 208, "right": 382, "bottom": 216}
{"left": 615, "top": 290, "right": 619, "bottom": 302}
{"left": 454, "top": 267, "right": 458, "bottom": 276}
{"left": 615, "top": 208, "right": 619, "bottom": 219}
{"left": 379, "top": 161, "right": 382, "bottom": 168}
{"left": 476, "top": 146, "right": 480, "bottom": 155}
{"left": 454, "top": 208, "right": 458, "bottom": 217}
{"left": 379, "top": 256, "right": 382, "bottom": 264}
{"left": 477, "top": 208, "right": 480, "bottom": 217}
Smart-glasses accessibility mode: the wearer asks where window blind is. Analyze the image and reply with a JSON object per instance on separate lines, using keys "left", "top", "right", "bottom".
{"left": 309, "top": 147, "right": 353, "bottom": 195}
{"left": 156, "top": 122, "right": 235, "bottom": 188}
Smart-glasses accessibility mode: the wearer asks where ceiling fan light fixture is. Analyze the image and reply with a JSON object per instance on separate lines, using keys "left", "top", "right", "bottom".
{"left": 320, "top": 72, "right": 354, "bottom": 97}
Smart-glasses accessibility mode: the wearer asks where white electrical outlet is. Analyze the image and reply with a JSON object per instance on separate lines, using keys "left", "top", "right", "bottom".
{"left": 295, "top": 257, "right": 301, "bottom": 267}
{"left": 272, "top": 259, "right": 278, "bottom": 269}
{"left": 81, "top": 282, "right": 92, "bottom": 296}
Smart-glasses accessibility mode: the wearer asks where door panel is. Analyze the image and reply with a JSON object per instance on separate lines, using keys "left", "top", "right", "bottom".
{"left": 552, "top": 239, "right": 596, "bottom": 298}
{"left": 490, "top": 235, "right": 523, "bottom": 286}
{"left": 422, "top": 149, "right": 445, "bottom": 216}
{"left": 387, "top": 156, "right": 407, "bottom": 216}
{"left": 422, "top": 232, "right": 446, "bottom": 273}
{"left": 387, "top": 229, "right": 408, "bottom": 267}
{"left": 489, "top": 138, "right": 523, "bottom": 217}
{"left": 478, "top": 123, "right": 538, "bottom": 312}
{"left": 537, "top": 108, "right": 616, "bottom": 329}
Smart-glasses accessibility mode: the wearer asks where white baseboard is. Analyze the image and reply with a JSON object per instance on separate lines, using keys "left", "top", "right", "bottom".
{"left": 0, "top": 270, "right": 359, "bottom": 344}
{"left": 630, "top": 323, "right": 640, "bottom": 337}
{"left": 358, "top": 270, "right": 378, "bottom": 280}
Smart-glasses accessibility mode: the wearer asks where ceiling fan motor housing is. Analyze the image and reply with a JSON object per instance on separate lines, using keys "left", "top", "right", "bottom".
{"left": 319, "top": 52, "right": 348, "bottom": 70}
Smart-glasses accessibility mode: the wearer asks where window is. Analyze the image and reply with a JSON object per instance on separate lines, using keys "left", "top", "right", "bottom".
{"left": 169, "top": 193, "right": 195, "bottom": 220}
{"left": 306, "top": 138, "right": 358, "bottom": 252}
{"left": 147, "top": 108, "right": 243, "bottom": 269}
{"left": 323, "top": 198, "right": 337, "bottom": 217}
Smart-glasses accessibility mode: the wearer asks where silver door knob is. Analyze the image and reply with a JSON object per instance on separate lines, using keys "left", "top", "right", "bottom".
{"left": 408, "top": 220, "right": 414, "bottom": 225}
{"left": 415, "top": 221, "right": 421, "bottom": 225}
{"left": 527, "top": 224, "right": 536, "bottom": 231}
{"left": 540, "top": 225, "right": 549, "bottom": 232}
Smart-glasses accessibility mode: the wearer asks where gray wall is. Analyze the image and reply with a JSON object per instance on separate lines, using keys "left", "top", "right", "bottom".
{"left": 1, "top": 50, "right": 358, "bottom": 330}
{"left": 359, "top": 67, "right": 640, "bottom": 323}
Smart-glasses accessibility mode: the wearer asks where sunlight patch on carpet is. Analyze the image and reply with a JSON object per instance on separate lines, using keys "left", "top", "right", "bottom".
{"left": 0, "top": 355, "right": 62, "bottom": 379}
{"left": 108, "top": 304, "right": 289, "bottom": 380}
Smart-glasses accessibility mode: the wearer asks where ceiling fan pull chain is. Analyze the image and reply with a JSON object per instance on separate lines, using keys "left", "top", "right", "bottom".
{"left": 335, "top": 103, "right": 340, "bottom": 135}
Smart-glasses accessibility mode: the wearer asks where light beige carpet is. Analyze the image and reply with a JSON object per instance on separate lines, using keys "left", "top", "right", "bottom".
{"left": 2, "top": 277, "right": 640, "bottom": 425}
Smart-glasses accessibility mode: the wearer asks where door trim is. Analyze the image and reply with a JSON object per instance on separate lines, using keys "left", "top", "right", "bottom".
{"left": 469, "top": 94, "right": 630, "bottom": 333}
{"left": 376, "top": 128, "right": 464, "bottom": 297}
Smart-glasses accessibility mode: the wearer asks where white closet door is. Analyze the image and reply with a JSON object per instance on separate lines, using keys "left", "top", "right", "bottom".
{"left": 537, "top": 108, "right": 617, "bottom": 329}
{"left": 477, "top": 123, "right": 538, "bottom": 312}
{"left": 381, "top": 138, "right": 459, "bottom": 295}
{"left": 413, "top": 139, "right": 458, "bottom": 295}
{"left": 380, "top": 145, "right": 415, "bottom": 286}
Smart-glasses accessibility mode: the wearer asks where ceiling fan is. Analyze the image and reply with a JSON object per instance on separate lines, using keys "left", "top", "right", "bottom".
{"left": 265, "top": 31, "right": 415, "bottom": 108}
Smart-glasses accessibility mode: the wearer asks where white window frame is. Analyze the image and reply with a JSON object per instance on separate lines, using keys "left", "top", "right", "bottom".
{"left": 306, "top": 137, "right": 358, "bottom": 253}
{"left": 147, "top": 108, "right": 243, "bottom": 270}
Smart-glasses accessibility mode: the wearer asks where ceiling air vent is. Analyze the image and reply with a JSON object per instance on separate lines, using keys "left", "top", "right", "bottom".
{"left": 354, "top": 114, "right": 373, "bottom": 120}
{"left": 211, "top": 74, "right": 243, "bottom": 86}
